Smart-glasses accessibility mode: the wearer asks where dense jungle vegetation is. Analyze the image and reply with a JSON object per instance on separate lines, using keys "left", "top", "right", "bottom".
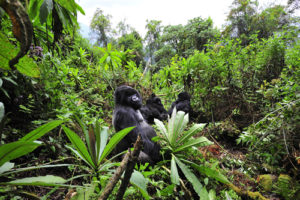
{"left": 0, "top": 0, "right": 299, "bottom": 199}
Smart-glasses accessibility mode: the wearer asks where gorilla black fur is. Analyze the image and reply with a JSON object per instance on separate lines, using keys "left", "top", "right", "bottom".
{"left": 140, "top": 93, "right": 168, "bottom": 124}
{"left": 168, "top": 92, "right": 192, "bottom": 116}
{"left": 113, "top": 85, "right": 161, "bottom": 163}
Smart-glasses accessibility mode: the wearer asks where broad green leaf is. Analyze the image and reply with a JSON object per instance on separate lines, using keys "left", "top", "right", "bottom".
{"left": 98, "top": 126, "right": 109, "bottom": 163}
{"left": 39, "top": 0, "right": 53, "bottom": 24}
{"left": 76, "top": 3, "right": 85, "bottom": 15}
{"left": 189, "top": 162, "right": 230, "bottom": 184}
{"left": 70, "top": 182, "right": 96, "bottom": 200}
{"left": 175, "top": 157, "right": 207, "bottom": 199}
{"left": 0, "top": 141, "right": 41, "bottom": 166}
{"left": 0, "top": 162, "right": 14, "bottom": 174}
{"left": 63, "top": 126, "right": 95, "bottom": 169}
{"left": 28, "top": 0, "right": 43, "bottom": 20}
{"left": 154, "top": 119, "right": 168, "bottom": 141}
{"left": 2, "top": 164, "right": 72, "bottom": 177}
{"left": 88, "top": 126, "right": 96, "bottom": 164}
{"left": 7, "top": 175, "right": 66, "bottom": 186}
{"left": 74, "top": 116, "right": 89, "bottom": 155}
{"left": 99, "top": 127, "right": 134, "bottom": 163}
{"left": 0, "top": 33, "right": 40, "bottom": 76}
{"left": 208, "top": 189, "right": 217, "bottom": 200}
{"left": 16, "top": 55, "right": 40, "bottom": 77}
{"left": 174, "top": 137, "right": 213, "bottom": 153}
{"left": 55, "top": 0, "right": 77, "bottom": 13}
{"left": 170, "top": 155, "right": 179, "bottom": 185}
{"left": 54, "top": 3, "right": 67, "bottom": 27}
{"left": 21, "top": 120, "right": 63, "bottom": 142}
{"left": 0, "top": 102, "right": 4, "bottom": 122}
{"left": 130, "top": 170, "right": 150, "bottom": 200}
{"left": 177, "top": 123, "right": 206, "bottom": 145}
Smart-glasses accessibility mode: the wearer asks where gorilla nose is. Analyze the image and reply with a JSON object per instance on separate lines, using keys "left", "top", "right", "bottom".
{"left": 132, "top": 95, "right": 139, "bottom": 101}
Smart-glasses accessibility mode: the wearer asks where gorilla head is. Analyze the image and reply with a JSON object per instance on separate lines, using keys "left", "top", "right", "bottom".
{"left": 114, "top": 85, "right": 142, "bottom": 110}
{"left": 178, "top": 92, "right": 190, "bottom": 101}
{"left": 168, "top": 92, "right": 192, "bottom": 116}
{"left": 141, "top": 93, "right": 168, "bottom": 124}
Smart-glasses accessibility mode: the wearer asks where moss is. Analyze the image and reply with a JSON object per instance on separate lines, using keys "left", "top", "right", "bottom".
{"left": 257, "top": 174, "right": 276, "bottom": 192}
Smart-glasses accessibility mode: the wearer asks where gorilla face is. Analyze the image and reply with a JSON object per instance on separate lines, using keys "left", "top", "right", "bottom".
{"left": 178, "top": 92, "right": 190, "bottom": 101}
{"left": 114, "top": 85, "right": 142, "bottom": 110}
{"left": 141, "top": 93, "right": 168, "bottom": 124}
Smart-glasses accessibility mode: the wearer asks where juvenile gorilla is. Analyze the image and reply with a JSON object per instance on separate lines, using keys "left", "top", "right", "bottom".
{"left": 113, "top": 85, "right": 161, "bottom": 163}
{"left": 140, "top": 93, "right": 168, "bottom": 124}
{"left": 168, "top": 92, "right": 192, "bottom": 116}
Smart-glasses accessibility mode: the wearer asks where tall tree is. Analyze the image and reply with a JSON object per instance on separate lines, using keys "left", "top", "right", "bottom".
{"left": 144, "top": 20, "right": 162, "bottom": 65}
{"left": 90, "top": 9, "right": 111, "bottom": 47}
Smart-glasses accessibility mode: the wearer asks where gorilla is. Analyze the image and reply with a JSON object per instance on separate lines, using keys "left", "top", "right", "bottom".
{"left": 168, "top": 92, "right": 192, "bottom": 116}
{"left": 140, "top": 93, "right": 168, "bottom": 124}
{"left": 113, "top": 85, "right": 161, "bottom": 164}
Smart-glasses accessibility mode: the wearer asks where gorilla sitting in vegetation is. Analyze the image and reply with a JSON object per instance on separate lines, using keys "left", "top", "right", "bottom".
{"left": 113, "top": 85, "right": 161, "bottom": 164}
{"left": 140, "top": 93, "right": 168, "bottom": 124}
{"left": 168, "top": 92, "right": 193, "bottom": 116}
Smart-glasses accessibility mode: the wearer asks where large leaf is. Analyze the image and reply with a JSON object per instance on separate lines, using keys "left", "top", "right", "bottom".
{"left": 99, "top": 127, "right": 134, "bottom": 163}
{"left": 21, "top": 120, "right": 64, "bottom": 142}
{"left": 0, "top": 141, "right": 41, "bottom": 166}
{"left": 0, "top": 162, "right": 14, "bottom": 174}
{"left": 170, "top": 155, "right": 179, "bottom": 185}
{"left": 28, "top": 0, "right": 43, "bottom": 20}
{"left": 98, "top": 126, "right": 109, "bottom": 164}
{"left": 39, "top": 0, "right": 53, "bottom": 24}
{"left": 174, "top": 136, "right": 213, "bottom": 153}
{"left": 0, "top": 33, "right": 40, "bottom": 77}
{"left": 154, "top": 118, "right": 168, "bottom": 141}
{"left": 188, "top": 162, "right": 230, "bottom": 184}
{"left": 175, "top": 157, "right": 208, "bottom": 199}
{"left": 63, "top": 126, "right": 95, "bottom": 169}
{"left": 6, "top": 175, "right": 66, "bottom": 186}
{"left": 130, "top": 170, "right": 150, "bottom": 200}
{"left": 177, "top": 123, "right": 206, "bottom": 144}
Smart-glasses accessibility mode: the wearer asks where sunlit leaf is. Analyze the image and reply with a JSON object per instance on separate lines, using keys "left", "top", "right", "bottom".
{"left": 0, "top": 141, "right": 41, "bottom": 166}
{"left": 130, "top": 170, "right": 150, "bottom": 200}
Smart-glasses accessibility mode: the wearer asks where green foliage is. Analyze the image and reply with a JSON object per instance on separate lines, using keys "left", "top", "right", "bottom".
{"left": 0, "top": 33, "right": 40, "bottom": 77}
{"left": 63, "top": 119, "right": 133, "bottom": 171}
{"left": 155, "top": 109, "right": 215, "bottom": 199}
{"left": 0, "top": 120, "right": 63, "bottom": 167}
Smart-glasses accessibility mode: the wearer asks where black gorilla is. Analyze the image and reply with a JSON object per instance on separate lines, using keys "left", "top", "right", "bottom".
{"left": 140, "top": 93, "right": 168, "bottom": 124}
{"left": 113, "top": 85, "right": 161, "bottom": 163}
{"left": 168, "top": 92, "right": 192, "bottom": 116}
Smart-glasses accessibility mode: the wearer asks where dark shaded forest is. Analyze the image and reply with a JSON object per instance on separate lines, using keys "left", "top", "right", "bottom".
{"left": 0, "top": 0, "right": 299, "bottom": 199}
